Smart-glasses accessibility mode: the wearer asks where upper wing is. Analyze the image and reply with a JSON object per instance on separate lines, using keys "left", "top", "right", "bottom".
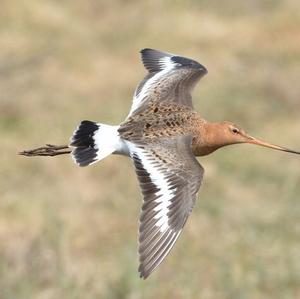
{"left": 127, "top": 48, "right": 207, "bottom": 118}
{"left": 127, "top": 135, "right": 204, "bottom": 279}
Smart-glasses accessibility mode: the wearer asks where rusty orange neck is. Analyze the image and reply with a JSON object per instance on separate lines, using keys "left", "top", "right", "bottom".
{"left": 192, "top": 122, "right": 240, "bottom": 156}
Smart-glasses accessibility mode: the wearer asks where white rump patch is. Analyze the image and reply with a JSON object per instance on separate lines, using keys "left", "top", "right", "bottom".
{"left": 91, "top": 124, "right": 129, "bottom": 163}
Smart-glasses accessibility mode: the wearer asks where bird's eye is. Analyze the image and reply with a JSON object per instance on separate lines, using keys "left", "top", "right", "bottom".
{"left": 232, "top": 128, "right": 239, "bottom": 134}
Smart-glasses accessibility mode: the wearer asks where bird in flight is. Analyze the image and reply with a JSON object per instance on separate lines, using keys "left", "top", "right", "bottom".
{"left": 21, "top": 48, "right": 300, "bottom": 279}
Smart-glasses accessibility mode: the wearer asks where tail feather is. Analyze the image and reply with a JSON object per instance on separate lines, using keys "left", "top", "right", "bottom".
{"left": 71, "top": 120, "right": 98, "bottom": 147}
{"left": 72, "top": 147, "right": 97, "bottom": 167}
{"left": 70, "top": 120, "right": 120, "bottom": 167}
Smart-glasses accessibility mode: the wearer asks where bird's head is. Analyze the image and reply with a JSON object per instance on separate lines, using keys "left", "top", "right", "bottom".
{"left": 197, "top": 121, "right": 300, "bottom": 156}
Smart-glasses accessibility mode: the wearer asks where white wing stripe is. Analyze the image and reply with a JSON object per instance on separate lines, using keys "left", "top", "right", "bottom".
{"left": 159, "top": 56, "right": 177, "bottom": 69}
{"left": 127, "top": 58, "right": 177, "bottom": 118}
{"left": 127, "top": 142, "right": 176, "bottom": 233}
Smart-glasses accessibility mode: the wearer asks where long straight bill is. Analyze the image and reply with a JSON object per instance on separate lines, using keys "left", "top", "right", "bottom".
{"left": 247, "top": 137, "right": 300, "bottom": 155}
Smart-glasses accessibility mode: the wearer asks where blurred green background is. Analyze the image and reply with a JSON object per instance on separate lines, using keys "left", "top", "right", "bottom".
{"left": 1, "top": 0, "right": 300, "bottom": 298}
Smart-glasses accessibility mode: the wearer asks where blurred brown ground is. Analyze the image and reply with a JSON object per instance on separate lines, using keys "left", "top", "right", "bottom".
{"left": 1, "top": 1, "right": 300, "bottom": 298}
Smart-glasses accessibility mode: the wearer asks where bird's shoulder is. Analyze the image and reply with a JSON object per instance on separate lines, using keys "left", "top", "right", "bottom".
{"left": 119, "top": 100, "right": 199, "bottom": 142}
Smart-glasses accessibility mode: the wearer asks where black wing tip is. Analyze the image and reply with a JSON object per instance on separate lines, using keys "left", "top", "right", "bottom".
{"left": 140, "top": 48, "right": 208, "bottom": 74}
{"left": 140, "top": 48, "right": 171, "bottom": 59}
{"left": 140, "top": 48, "right": 151, "bottom": 54}
{"left": 139, "top": 48, "right": 172, "bottom": 73}
{"left": 138, "top": 266, "right": 151, "bottom": 279}
{"left": 140, "top": 48, "right": 160, "bottom": 55}
{"left": 171, "top": 55, "right": 208, "bottom": 73}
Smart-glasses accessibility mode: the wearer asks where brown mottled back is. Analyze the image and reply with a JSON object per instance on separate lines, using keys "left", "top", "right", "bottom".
{"left": 119, "top": 100, "right": 203, "bottom": 142}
